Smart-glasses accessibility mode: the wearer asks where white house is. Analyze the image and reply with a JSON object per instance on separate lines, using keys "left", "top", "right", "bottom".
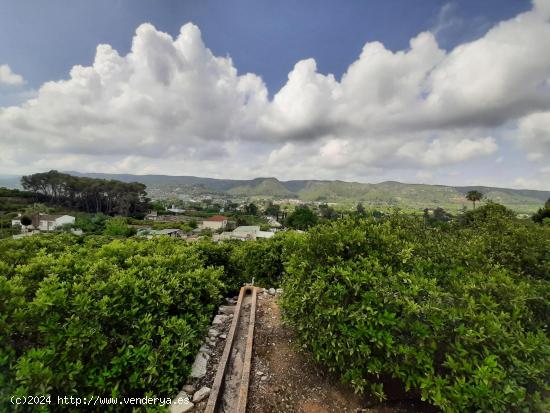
{"left": 230, "top": 226, "right": 275, "bottom": 240}
{"left": 200, "top": 215, "right": 229, "bottom": 230}
{"left": 32, "top": 214, "right": 75, "bottom": 231}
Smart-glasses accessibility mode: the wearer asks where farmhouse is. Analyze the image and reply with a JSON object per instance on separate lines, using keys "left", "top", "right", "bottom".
{"left": 229, "top": 226, "right": 275, "bottom": 240}
{"left": 34, "top": 214, "right": 75, "bottom": 231}
{"left": 28, "top": 214, "right": 75, "bottom": 231}
{"left": 200, "top": 215, "right": 229, "bottom": 230}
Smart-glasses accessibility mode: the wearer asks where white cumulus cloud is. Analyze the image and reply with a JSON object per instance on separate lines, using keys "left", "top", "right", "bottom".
{"left": 1, "top": 0, "right": 550, "bottom": 188}
{"left": 0, "top": 64, "right": 25, "bottom": 86}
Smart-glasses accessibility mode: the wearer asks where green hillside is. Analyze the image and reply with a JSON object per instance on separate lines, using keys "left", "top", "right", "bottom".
{"left": 228, "top": 177, "right": 294, "bottom": 197}
{"left": 5, "top": 172, "right": 549, "bottom": 213}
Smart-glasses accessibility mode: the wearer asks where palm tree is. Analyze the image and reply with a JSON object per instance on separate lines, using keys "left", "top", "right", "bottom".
{"left": 466, "top": 190, "right": 483, "bottom": 209}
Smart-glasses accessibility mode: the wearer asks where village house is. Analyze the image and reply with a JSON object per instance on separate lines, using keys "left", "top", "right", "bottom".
{"left": 221, "top": 225, "right": 275, "bottom": 241}
{"left": 200, "top": 215, "right": 229, "bottom": 230}
{"left": 11, "top": 213, "right": 79, "bottom": 238}
{"left": 34, "top": 214, "right": 75, "bottom": 231}
{"left": 13, "top": 213, "right": 76, "bottom": 231}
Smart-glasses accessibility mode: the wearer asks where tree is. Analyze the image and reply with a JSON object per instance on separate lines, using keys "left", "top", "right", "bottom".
{"left": 319, "top": 204, "right": 337, "bottom": 220}
{"left": 466, "top": 190, "right": 483, "bottom": 209}
{"left": 21, "top": 171, "right": 150, "bottom": 216}
{"left": 244, "top": 203, "right": 259, "bottom": 216}
{"left": 285, "top": 206, "right": 318, "bottom": 230}
{"left": 265, "top": 202, "right": 280, "bottom": 219}
{"left": 356, "top": 202, "right": 366, "bottom": 216}
{"left": 532, "top": 197, "right": 550, "bottom": 224}
{"left": 20, "top": 215, "right": 32, "bottom": 226}
{"left": 433, "top": 207, "right": 451, "bottom": 222}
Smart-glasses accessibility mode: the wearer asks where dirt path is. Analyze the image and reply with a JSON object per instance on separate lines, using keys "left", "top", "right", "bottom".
{"left": 247, "top": 291, "right": 435, "bottom": 413}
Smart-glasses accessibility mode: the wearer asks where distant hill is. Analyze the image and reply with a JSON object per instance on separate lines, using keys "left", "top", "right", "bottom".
{"left": 4, "top": 172, "right": 549, "bottom": 213}
{"left": 228, "top": 178, "right": 294, "bottom": 197}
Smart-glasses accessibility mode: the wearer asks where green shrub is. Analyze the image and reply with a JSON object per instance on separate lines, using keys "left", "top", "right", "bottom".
{"left": 229, "top": 232, "right": 302, "bottom": 287}
{"left": 191, "top": 240, "right": 244, "bottom": 294}
{"left": 1, "top": 236, "right": 223, "bottom": 412}
{"left": 74, "top": 213, "right": 109, "bottom": 234}
{"left": 280, "top": 214, "right": 550, "bottom": 412}
{"left": 103, "top": 217, "right": 136, "bottom": 237}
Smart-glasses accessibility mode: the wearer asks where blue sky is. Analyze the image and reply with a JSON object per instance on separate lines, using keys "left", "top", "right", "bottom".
{"left": 1, "top": 0, "right": 530, "bottom": 93}
{"left": 1, "top": 0, "right": 549, "bottom": 190}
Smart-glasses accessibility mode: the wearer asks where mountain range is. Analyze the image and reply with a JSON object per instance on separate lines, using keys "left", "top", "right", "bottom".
{"left": 2, "top": 172, "right": 548, "bottom": 213}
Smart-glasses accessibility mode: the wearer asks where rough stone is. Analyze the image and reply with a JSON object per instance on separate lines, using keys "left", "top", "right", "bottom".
{"left": 170, "top": 391, "right": 194, "bottom": 413}
{"left": 192, "top": 386, "right": 211, "bottom": 403}
{"left": 212, "top": 314, "right": 228, "bottom": 325}
{"left": 220, "top": 334, "right": 227, "bottom": 340}
{"left": 208, "top": 328, "right": 220, "bottom": 338}
{"left": 199, "top": 345, "right": 211, "bottom": 355}
{"left": 268, "top": 288, "right": 276, "bottom": 295}
{"left": 182, "top": 384, "right": 195, "bottom": 394}
{"left": 219, "top": 305, "right": 236, "bottom": 315}
{"left": 190, "top": 352, "right": 209, "bottom": 379}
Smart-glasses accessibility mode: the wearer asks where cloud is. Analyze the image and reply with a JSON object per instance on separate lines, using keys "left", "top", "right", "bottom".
{"left": 1, "top": 23, "right": 267, "bottom": 161}
{"left": 516, "top": 111, "right": 550, "bottom": 159}
{"left": 0, "top": 64, "right": 25, "bottom": 86}
{"left": 1, "top": 0, "right": 550, "bottom": 188}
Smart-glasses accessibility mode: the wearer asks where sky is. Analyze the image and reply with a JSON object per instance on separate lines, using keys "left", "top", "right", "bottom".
{"left": 1, "top": 0, "right": 549, "bottom": 189}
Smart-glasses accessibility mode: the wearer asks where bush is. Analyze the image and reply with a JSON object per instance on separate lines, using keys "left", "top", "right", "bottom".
{"left": 229, "top": 231, "right": 303, "bottom": 288}
{"left": 280, "top": 213, "right": 550, "bottom": 412}
{"left": 1, "top": 236, "right": 223, "bottom": 412}
{"left": 191, "top": 240, "right": 244, "bottom": 294}
{"left": 103, "top": 217, "right": 136, "bottom": 237}
{"left": 74, "top": 213, "right": 109, "bottom": 234}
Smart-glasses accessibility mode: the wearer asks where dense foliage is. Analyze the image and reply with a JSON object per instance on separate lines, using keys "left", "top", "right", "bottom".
{"left": 280, "top": 204, "right": 550, "bottom": 412}
{"left": 285, "top": 205, "right": 318, "bottom": 230}
{"left": 0, "top": 187, "right": 35, "bottom": 238}
{"left": 0, "top": 230, "right": 295, "bottom": 411}
{"left": 21, "top": 170, "right": 150, "bottom": 216}
{"left": 2, "top": 202, "right": 549, "bottom": 412}
{"left": 532, "top": 197, "right": 550, "bottom": 224}
{"left": 0, "top": 235, "right": 223, "bottom": 412}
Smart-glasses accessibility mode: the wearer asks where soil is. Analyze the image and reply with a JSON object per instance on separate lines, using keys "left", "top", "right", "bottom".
{"left": 246, "top": 292, "right": 437, "bottom": 413}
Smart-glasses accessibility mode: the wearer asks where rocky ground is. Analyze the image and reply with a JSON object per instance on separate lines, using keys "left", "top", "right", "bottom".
{"left": 171, "top": 297, "right": 238, "bottom": 413}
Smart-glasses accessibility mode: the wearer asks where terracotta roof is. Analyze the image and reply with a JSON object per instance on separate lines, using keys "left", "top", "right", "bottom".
{"left": 204, "top": 215, "right": 228, "bottom": 222}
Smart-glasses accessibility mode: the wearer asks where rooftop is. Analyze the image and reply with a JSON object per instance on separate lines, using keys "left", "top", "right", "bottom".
{"left": 233, "top": 226, "right": 260, "bottom": 233}
{"left": 205, "top": 215, "right": 229, "bottom": 222}
{"left": 150, "top": 228, "right": 182, "bottom": 235}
